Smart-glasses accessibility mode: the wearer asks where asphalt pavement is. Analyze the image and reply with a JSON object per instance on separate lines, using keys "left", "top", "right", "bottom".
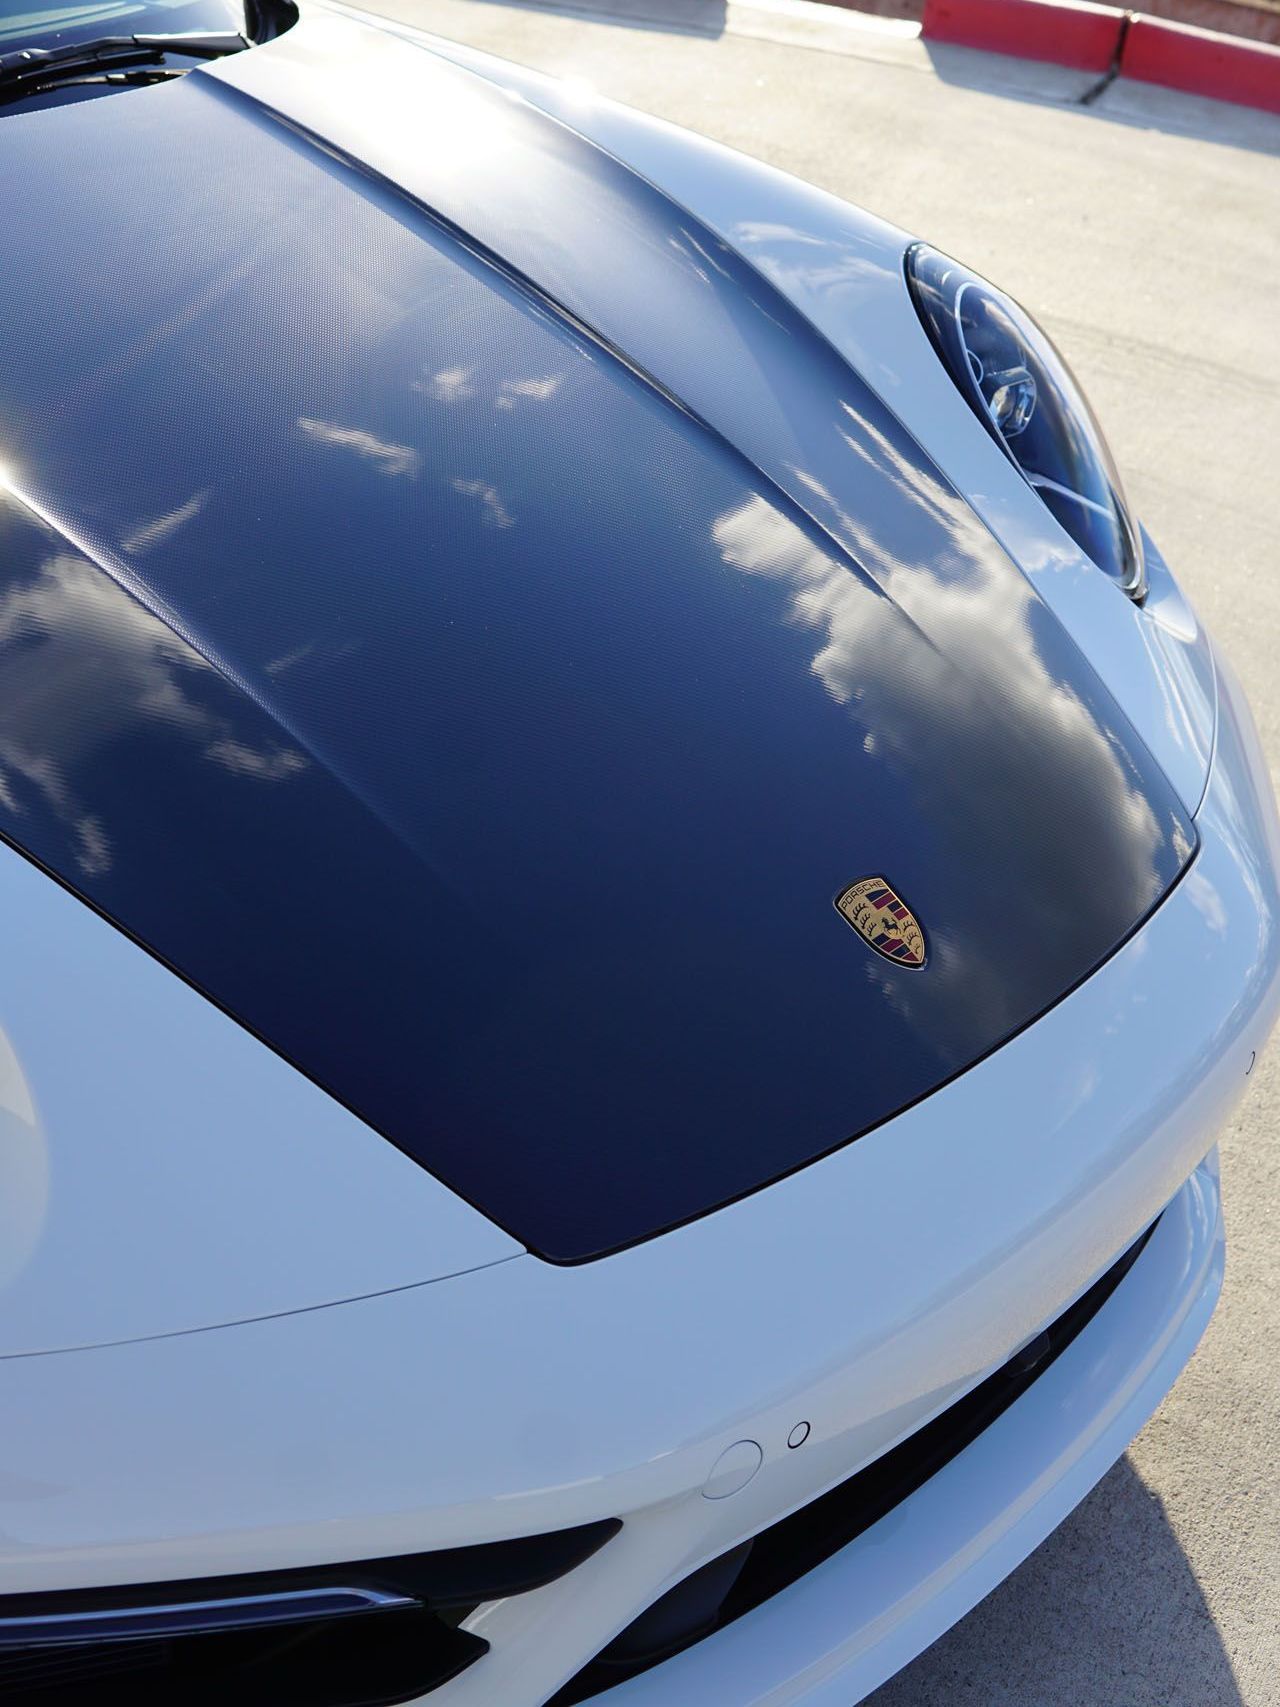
{"left": 341, "top": 2, "right": 1280, "bottom": 1697}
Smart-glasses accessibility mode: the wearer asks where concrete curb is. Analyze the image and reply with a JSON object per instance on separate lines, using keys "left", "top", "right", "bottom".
{"left": 922, "top": 0, "right": 1122, "bottom": 72}
{"left": 1121, "top": 13, "right": 1280, "bottom": 110}
{"left": 919, "top": 0, "right": 1280, "bottom": 113}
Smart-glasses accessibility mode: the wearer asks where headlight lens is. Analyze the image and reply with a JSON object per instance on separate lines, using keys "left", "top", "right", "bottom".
{"left": 906, "top": 243, "right": 1145, "bottom": 599}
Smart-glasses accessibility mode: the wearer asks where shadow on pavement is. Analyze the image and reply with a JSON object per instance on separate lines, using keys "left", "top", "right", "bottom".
{"left": 924, "top": 38, "right": 1280, "bottom": 158}
{"left": 465, "top": 0, "right": 1280, "bottom": 158}
{"left": 864, "top": 1454, "right": 1244, "bottom": 1707}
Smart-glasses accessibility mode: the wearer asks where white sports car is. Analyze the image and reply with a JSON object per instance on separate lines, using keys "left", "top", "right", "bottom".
{"left": 0, "top": 2, "right": 1276, "bottom": 1703}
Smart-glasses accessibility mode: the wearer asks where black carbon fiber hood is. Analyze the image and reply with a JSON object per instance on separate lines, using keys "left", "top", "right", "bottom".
{"left": 0, "top": 32, "right": 1194, "bottom": 1258}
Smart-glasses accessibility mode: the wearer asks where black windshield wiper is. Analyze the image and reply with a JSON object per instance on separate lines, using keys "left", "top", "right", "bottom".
{"left": 0, "top": 31, "right": 246, "bottom": 104}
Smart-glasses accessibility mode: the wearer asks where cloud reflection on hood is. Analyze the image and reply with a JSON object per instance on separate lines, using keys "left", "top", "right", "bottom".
{"left": 712, "top": 483, "right": 1188, "bottom": 1054}
{"left": 0, "top": 528, "right": 306, "bottom": 878}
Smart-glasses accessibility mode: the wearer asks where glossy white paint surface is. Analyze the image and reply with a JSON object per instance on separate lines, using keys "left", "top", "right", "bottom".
{"left": 0, "top": 650, "right": 1274, "bottom": 1707}
{"left": 601, "top": 1154, "right": 1224, "bottom": 1706}
{"left": 0, "top": 846, "right": 519, "bottom": 1357}
{"left": 2, "top": 24, "right": 1275, "bottom": 1706}
{"left": 331, "top": 7, "right": 1217, "bottom": 818}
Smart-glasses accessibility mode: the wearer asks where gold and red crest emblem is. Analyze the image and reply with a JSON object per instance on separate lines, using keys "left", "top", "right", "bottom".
{"left": 835, "top": 877, "right": 926, "bottom": 968}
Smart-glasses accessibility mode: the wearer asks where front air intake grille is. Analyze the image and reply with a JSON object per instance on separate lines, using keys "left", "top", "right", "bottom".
{"left": 0, "top": 1601, "right": 479, "bottom": 1707}
{"left": 556, "top": 1220, "right": 1159, "bottom": 1703}
{"left": 0, "top": 1521, "right": 619, "bottom": 1706}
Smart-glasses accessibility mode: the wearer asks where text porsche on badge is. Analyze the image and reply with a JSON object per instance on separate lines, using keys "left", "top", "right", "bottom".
{"left": 835, "top": 877, "right": 927, "bottom": 968}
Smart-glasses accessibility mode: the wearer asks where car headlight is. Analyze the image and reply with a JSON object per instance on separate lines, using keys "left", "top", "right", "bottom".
{"left": 906, "top": 243, "right": 1145, "bottom": 601}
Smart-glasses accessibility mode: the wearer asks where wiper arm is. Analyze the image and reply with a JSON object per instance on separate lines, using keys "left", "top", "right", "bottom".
{"left": 15, "top": 66, "right": 190, "bottom": 95}
{"left": 0, "top": 31, "right": 246, "bottom": 102}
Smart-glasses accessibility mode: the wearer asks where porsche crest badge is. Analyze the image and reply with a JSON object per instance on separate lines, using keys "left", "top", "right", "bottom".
{"left": 835, "top": 877, "right": 927, "bottom": 968}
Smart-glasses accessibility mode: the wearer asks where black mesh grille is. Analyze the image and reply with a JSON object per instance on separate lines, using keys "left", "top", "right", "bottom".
{"left": 2, "top": 1609, "right": 478, "bottom": 1707}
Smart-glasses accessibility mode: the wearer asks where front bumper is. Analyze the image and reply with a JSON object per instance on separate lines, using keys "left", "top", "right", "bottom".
{"left": 593, "top": 1152, "right": 1223, "bottom": 1706}
{"left": 1, "top": 648, "right": 1277, "bottom": 1707}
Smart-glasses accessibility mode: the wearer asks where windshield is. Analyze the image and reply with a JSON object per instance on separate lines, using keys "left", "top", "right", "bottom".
{"left": 0, "top": 0, "right": 249, "bottom": 54}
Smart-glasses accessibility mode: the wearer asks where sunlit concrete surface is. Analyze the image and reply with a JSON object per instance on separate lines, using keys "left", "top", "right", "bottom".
{"left": 339, "top": 1, "right": 1279, "bottom": 1697}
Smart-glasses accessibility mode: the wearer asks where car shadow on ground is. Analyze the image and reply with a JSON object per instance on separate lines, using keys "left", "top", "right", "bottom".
{"left": 863, "top": 1453, "right": 1244, "bottom": 1707}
